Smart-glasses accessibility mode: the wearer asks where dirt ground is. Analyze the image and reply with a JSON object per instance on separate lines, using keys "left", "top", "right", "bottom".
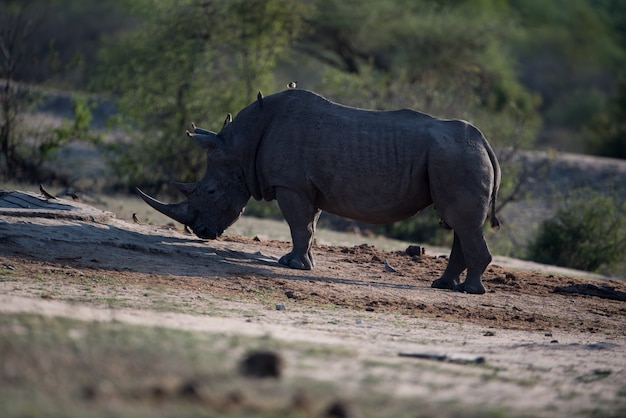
{"left": 1, "top": 191, "right": 626, "bottom": 417}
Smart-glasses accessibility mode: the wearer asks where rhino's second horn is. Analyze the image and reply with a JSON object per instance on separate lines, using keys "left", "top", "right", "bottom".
{"left": 186, "top": 131, "right": 219, "bottom": 149}
{"left": 170, "top": 181, "right": 197, "bottom": 197}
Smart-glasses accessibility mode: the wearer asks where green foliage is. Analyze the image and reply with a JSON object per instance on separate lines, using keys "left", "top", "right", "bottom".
{"left": 306, "top": 0, "right": 537, "bottom": 124}
{"left": 42, "top": 97, "right": 98, "bottom": 160}
{"left": 0, "top": 1, "right": 98, "bottom": 182}
{"left": 586, "top": 72, "right": 626, "bottom": 159}
{"left": 94, "top": 0, "right": 308, "bottom": 193}
{"left": 0, "top": 80, "right": 98, "bottom": 182}
{"left": 527, "top": 193, "right": 626, "bottom": 273}
{"left": 374, "top": 209, "right": 454, "bottom": 248}
{"left": 509, "top": 0, "right": 626, "bottom": 150}
{"left": 0, "top": 0, "right": 136, "bottom": 88}
{"left": 243, "top": 200, "right": 283, "bottom": 220}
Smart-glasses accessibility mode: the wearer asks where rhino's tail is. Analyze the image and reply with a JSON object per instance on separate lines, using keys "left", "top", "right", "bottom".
{"left": 484, "top": 136, "right": 501, "bottom": 230}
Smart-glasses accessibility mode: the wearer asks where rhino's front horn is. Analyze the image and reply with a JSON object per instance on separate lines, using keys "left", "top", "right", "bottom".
{"left": 136, "top": 188, "right": 193, "bottom": 226}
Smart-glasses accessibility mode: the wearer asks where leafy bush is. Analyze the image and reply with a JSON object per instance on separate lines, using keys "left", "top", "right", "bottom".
{"left": 92, "top": 0, "right": 308, "bottom": 194}
{"left": 527, "top": 193, "right": 626, "bottom": 273}
{"left": 372, "top": 209, "right": 453, "bottom": 247}
{"left": 243, "top": 200, "right": 283, "bottom": 220}
{"left": 0, "top": 92, "right": 99, "bottom": 183}
{"left": 586, "top": 77, "right": 626, "bottom": 159}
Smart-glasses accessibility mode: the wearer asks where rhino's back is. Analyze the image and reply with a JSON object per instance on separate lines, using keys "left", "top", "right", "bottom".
{"left": 256, "top": 91, "right": 485, "bottom": 223}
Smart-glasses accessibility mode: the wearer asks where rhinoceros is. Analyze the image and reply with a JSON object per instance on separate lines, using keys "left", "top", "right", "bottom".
{"left": 138, "top": 89, "right": 500, "bottom": 294}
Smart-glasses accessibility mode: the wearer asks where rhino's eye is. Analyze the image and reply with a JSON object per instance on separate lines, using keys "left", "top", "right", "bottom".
{"left": 207, "top": 190, "right": 216, "bottom": 195}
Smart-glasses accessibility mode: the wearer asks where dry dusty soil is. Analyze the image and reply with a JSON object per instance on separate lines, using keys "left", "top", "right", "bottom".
{"left": 1, "top": 190, "right": 625, "bottom": 417}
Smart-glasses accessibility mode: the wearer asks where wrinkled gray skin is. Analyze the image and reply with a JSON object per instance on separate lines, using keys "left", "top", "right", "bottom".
{"left": 138, "top": 89, "right": 500, "bottom": 294}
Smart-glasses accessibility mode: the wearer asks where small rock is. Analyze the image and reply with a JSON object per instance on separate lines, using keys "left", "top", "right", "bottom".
{"left": 544, "top": 332, "right": 553, "bottom": 337}
{"left": 239, "top": 350, "right": 284, "bottom": 378}
{"left": 322, "top": 400, "right": 353, "bottom": 418}
{"left": 150, "top": 384, "right": 168, "bottom": 399}
{"left": 178, "top": 380, "right": 202, "bottom": 400}
{"left": 221, "top": 389, "right": 246, "bottom": 410}
{"left": 81, "top": 385, "right": 97, "bottom": 400}
{"left": 290, "top": 390, "right": 313, "bottom": 412}
{"left": 275, "top": 303, "right": 286, "bottom": 311}
{"left": 405, "top": 245, "right": 424, "bottom": 256}
{"left": 483, "top": 331, "right": 496, "bottom": 336}
{"left": 285, "top": 290, "right": 296, "bottom": 299}
{"left": 550, "top": 339, "right": 559, "bottom": 344}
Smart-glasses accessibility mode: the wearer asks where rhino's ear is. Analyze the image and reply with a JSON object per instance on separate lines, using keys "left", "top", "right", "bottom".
{"left": 186, "top": 130, "right": 220, "bottom": 149}
{"left": 223, "top": 113, "right": 232, "bottom": 128}
{"left": 257, "top": 91, "right": 264, "bottom": 109}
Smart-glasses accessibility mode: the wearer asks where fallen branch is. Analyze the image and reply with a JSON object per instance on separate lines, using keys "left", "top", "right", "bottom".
{"left": 398, "top": 352, "right": 486, "bottom": 365}
{"left": 554, "top": 283, "right": 626, "bottom": 302}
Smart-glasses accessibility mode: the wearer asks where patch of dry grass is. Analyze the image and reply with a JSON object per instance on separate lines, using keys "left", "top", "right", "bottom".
{"left": 0, "top": 312, "right": 507, "bottom": 418}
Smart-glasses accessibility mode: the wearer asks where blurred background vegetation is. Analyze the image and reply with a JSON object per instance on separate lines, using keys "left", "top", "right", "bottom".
{"left": 1, "top": 0, "right": 625, "bottom": 274}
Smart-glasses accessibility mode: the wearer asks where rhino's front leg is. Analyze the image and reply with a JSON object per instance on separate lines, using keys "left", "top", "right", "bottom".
{"left": 275, "top": 187, "right": 321, "bottom": 270}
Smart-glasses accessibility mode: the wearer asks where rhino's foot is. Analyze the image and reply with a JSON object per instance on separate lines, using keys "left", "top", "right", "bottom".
{"left": 453, "top": 281, "right": 486, "bottom": 295}
{"left": 278, "top": 252, "right": 313, "bottom": 270}
{"left": 431, "top": 277, "right": 459, "bottom": 291}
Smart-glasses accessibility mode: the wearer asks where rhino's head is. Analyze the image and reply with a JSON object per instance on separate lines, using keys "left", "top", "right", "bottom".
{"left": 137, "top": 120, "right": 251, "bottom": 239}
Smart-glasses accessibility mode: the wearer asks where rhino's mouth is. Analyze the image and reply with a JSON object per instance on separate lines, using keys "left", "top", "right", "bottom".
{"left": 192, "top": 226, "right": 222, "bottom": 240}
{"left": 194, "top": 212, "right": 244, "bottom": 240}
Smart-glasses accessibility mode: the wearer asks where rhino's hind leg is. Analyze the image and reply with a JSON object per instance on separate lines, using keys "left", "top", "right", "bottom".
{"left": 431, "top": 232, "right": 465, "bottom": 290}
{"left": 275, "top": 187, "right": 321, "bottom": 270}
{"left": 452, "top": 228, "right": 492, "bottom": 294}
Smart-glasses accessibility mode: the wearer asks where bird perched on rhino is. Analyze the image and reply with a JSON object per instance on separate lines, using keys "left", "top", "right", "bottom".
{"left": 223, "top": 113, "right": 232, "bottom": 128}
{"left": 287, "top": 81, "right": 297, "bottom": 89}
